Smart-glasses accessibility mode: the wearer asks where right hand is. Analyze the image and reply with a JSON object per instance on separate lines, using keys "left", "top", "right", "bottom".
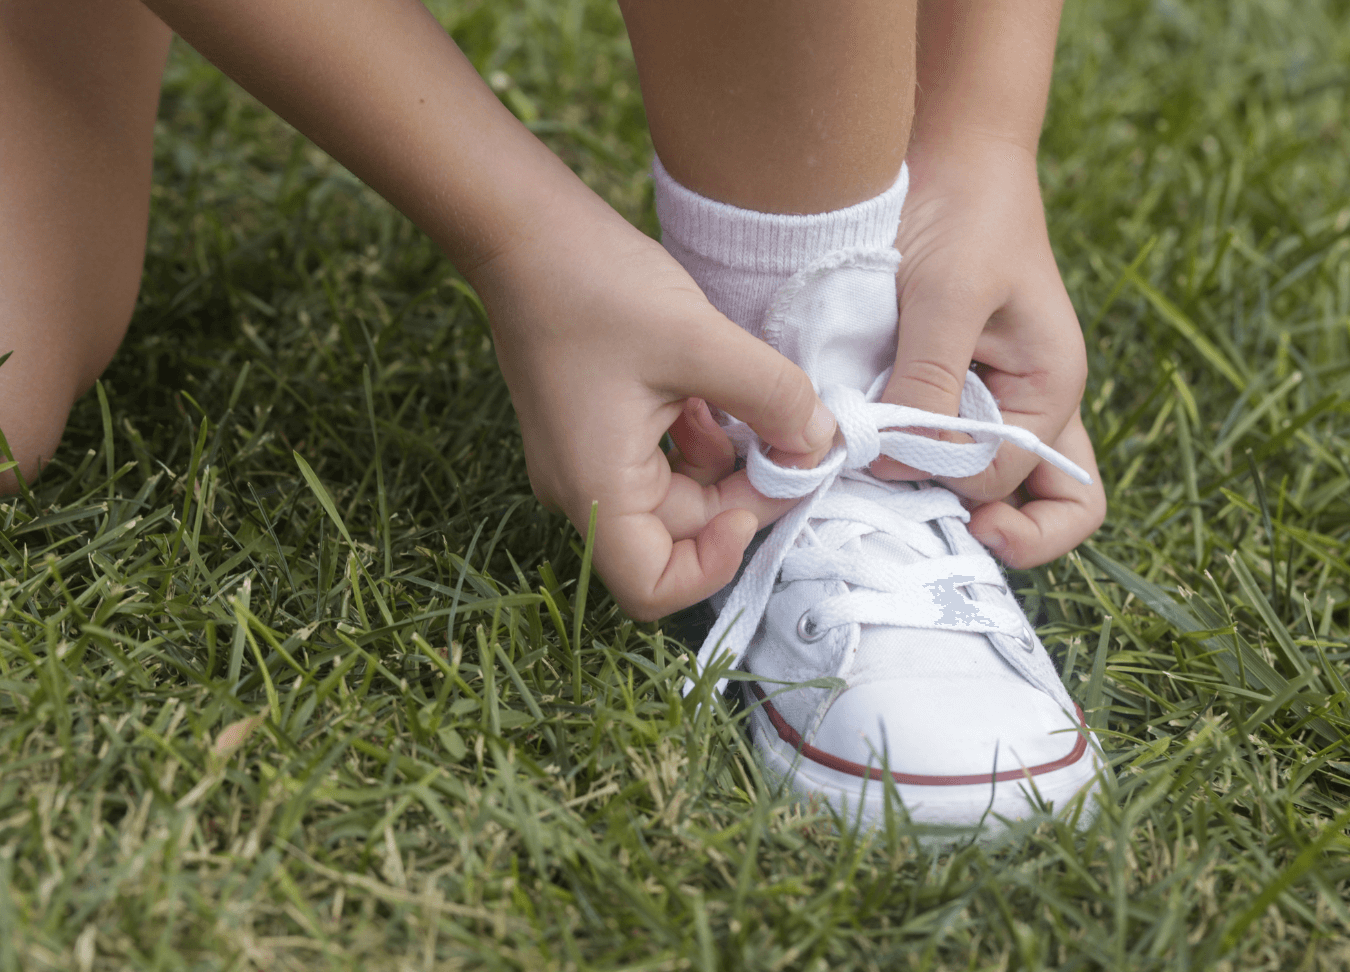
{"left": 874, "top": 138, "right": 1105, "bottom": 568}
{"left": 468, "top": 192, "right": 836, "bottom": 622}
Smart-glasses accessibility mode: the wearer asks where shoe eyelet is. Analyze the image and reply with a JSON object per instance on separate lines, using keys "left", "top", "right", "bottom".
{"left": 797, "top": 612, "right": 826, "bottom": 643}
{"left": 1013, "top": 624, "right": 1035, "bottom": 651}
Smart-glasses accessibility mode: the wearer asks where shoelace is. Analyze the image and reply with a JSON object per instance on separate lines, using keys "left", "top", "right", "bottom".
{"left": 685, "top": 370, "right": 1093, "bottom": 697}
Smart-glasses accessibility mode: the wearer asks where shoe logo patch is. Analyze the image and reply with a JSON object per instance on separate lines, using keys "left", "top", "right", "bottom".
{"left": 925, "top": 575, "right": 997, "bottom": 630}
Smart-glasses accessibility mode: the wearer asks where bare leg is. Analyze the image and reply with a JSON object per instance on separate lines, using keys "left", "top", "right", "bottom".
{"left": 619, "top": 0, "right": 916, "bottom": 215}
{"left": 0, "top": 0, "right": 170, "bottom": 488}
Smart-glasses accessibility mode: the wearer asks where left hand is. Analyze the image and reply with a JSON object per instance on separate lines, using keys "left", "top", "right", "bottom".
{"left": 873, "top": 137, "right": 1106, "bottom": 567}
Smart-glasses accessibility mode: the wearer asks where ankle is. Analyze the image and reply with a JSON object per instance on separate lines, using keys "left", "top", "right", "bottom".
{"left": 653, "top": 155, "right": 908, "bottom": 340}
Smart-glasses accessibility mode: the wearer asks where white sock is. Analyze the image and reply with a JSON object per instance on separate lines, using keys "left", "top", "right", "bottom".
{"left": 653, "top": 155, "right": 908, "bottom": 361}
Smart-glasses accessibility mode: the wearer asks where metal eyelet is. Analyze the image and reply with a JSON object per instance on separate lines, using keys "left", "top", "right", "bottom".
{"left": 797, "top": 612, "right": 826, "bottom": 643}
{"left": 1012, "top": 623, "right": 1036, "bottom": 651}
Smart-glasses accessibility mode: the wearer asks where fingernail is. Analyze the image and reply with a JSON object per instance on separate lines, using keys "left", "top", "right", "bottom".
{"left": 973, "top": 532, "right": 1005, "bottom": 552}
{"left": 805, "top": 403, "right": 836, "bottom": 449}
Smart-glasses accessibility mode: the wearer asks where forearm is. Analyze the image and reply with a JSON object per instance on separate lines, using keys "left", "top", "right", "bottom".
{"left": 140, "top": 0, "right": 593, "bottom": 278}
{"left": 912, "top": 0, "right": 1063, "bottom": 162}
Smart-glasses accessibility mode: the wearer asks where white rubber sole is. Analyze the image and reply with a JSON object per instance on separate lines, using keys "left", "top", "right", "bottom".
{"left": 746, "top": 687, "right": 1105, "bottom": 841}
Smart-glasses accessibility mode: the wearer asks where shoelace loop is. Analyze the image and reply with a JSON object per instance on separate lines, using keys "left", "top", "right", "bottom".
{"left": 685, "top": 370, "right": 1091, "bottom": 698}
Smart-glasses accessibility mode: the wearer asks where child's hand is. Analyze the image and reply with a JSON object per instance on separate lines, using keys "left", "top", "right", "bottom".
{"left": 125, "top": 0, "right": 834, "bottom": 618}
{"left": 874, "top": 139, "right": 1106, "bottom": 568}
{"left": 468, "top": 194, "right": 835, "bottom": 621}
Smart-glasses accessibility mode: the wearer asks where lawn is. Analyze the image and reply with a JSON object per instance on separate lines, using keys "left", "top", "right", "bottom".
{"left": 2, "top": 0, "right": 1350, "bottom": 968}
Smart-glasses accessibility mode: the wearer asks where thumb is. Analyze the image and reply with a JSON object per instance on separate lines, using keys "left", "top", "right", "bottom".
{"left": 665, "top": 309, "right": 836, "bottom": 460}
{"left": 872, "top": 284, "right": 982, "bottom": 480}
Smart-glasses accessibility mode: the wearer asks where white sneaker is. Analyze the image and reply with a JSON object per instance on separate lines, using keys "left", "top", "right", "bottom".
{"left": 686, "top": 251, "right": 1104, "bottom": 838}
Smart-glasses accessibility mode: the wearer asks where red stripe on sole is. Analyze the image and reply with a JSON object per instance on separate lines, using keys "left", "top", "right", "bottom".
{"left": 748, "top": 682, "right": 1090, "bottom": 787}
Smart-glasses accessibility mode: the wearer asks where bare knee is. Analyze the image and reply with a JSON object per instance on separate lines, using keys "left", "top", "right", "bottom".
{"left": 0, "top": 298, "right": 135, "bottom": 495}
{"left": 0, "top": 387, "right": 79, "bottom": 495}
{"left": 1, "top": 0, "right": 169, "bottom": 493}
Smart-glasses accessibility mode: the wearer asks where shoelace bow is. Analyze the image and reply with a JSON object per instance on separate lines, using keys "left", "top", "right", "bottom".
{"left": 685, "top": 370, "right": 1093, "bottom": 697}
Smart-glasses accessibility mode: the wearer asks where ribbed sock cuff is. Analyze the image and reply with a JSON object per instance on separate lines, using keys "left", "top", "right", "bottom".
{"left": 652, "top": 155, "right": 909, "bottom": 274}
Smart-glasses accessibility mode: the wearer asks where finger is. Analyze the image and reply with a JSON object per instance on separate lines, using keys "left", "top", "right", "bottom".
{"left": 931, "top": 282, "right": 1085, "bottom": 502}
{"left": 660, "top": 310, "right": 835, "bottom": 463}
{"left": 965, "top": 412, "right": 1105, "bottom": 569}
{"left": 870, "top": 426, "right": 974, "bottom": 482}
{"left": 667, "top": 398, "right": 736, "bottom": 486}
{"left": 653, "top": 467, "right": 799, "bottom": 542}
{"left": 650, "top": 509, "right": 760, "bottom": 617}
{"left": 878, "top": 284, "right": 1085, "bottom": 504}
{"left": 593, "top": 508, "right": 759, "bottom": 622}
{"left": 870, "top": 270, "right": 985, "bottom": 481}
{"left": 585, "top": 440, "right": 794, "bottom": 620}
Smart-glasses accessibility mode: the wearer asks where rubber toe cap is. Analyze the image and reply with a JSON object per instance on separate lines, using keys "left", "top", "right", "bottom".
{"left": 805, "top": 678, "right": 1086, "bottom": 782}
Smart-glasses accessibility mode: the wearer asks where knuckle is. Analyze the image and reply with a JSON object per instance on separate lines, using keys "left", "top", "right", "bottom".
{"left": 963, "top": 456, "right": 1031, "bottom": 505}
{"left": 955, "top": 474, "right": 1005, "bottom": 505}
{"left": 891, "top": 358, "right": 968, "bottom": 410}
{"left": 1064, "top": 356, "right": 1089, "bottom": 399}
{"left": 623, "top": 586, "right": 669, "bottom": 623}
{"left": 1084, "top": 490, "right": 1108, "bottom": 532}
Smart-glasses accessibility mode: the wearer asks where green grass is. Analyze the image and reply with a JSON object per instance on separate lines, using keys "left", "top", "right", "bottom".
{"left": 3, "top": 0, "right": 1350, "bottom": 968}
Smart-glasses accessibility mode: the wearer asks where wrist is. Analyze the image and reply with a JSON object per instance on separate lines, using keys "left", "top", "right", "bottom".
{"left": 908, "top": 99, "right": 1045, "bottom": 166}
{"left": 905, "top": 128, "right": 1041, "bottom": 193}
{"left": 461, "top": 172, "right": 653, "bottom": 347}
{"left": 460, "top": 175, "right": 596, "bottom": 287}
